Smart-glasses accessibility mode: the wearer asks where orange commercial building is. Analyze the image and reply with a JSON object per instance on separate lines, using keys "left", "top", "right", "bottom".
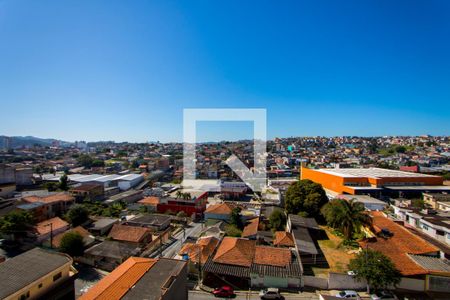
{"left": 301, "top": 167, "right": 446, "bottom": 197}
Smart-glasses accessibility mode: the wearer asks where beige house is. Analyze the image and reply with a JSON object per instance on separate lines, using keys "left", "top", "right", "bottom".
{"left": 0, "top": 247, "right": 77, "bottom": 300}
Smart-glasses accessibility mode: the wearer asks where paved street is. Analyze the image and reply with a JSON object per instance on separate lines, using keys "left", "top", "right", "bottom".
{"left": 162, "top": 221, "right": 204, "bottom": 258}
{"left": 189, "top": 290, "right": 319, "bottom": 300}
{"left": 74, "top": 264, "right": 108, "bottom": 298}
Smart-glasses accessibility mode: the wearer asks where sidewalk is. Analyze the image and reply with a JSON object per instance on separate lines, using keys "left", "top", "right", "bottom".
{"left": 189, "top": 289, "right": 320, "bottom": 299}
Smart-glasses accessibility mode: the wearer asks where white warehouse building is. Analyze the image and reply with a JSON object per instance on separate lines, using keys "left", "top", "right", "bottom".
{"left": 116, "top": 174, "right": 144, "bottom": 191}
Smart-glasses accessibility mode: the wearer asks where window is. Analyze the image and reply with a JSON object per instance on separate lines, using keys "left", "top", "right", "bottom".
{"left": 19, "top": 291, "right": 30, "bottom": 300}
{"left": 53, "top": 272, "right": 62, "bottom": 282}
{"left": 422, "top": 224, "right": 429, "bottom": 231}
{"left": 436, "top": 230, "right": 445, "bottom": 236}
{"left": 38, "top": 283, "right": 43, "bottom": 289}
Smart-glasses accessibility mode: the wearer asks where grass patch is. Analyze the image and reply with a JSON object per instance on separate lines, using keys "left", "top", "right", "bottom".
{"left": 316, "top": 226, "right": 357, "bottom": 274}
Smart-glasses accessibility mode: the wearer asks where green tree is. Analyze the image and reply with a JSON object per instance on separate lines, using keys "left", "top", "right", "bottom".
{"left": 230, "top": 207, "right": 243, "bottom": 229}
{"left": 0, "top": 210, "right": 35, "bottom": 240}
{"left": 91, "top": 159, "right": 105, "bottom": 168}
{"left": 59, "top": 174, "right": 69, "bottom": 191}
{"left": 285, "top": 180, "right": 328, "bottom": 217}
{"left": 395, "top": 145, "right": 407, "bottom": 153}
{"left": 269, "top": 210, "right": 286, "bottom": 231}
{"left": 43, "top": 182, "right": 59, "bottom": 192}
{"left": 131, "top": 159, "right": 140, "bottom": 169}
{"left": 177, "top": 211, "right": 187, "bottom": 218}
{"left": 65, "top": 205, "right": 89, "bottom": 227}
{"left": 443, "top": 172, "right": 450, "bottom": 181}
{"left": 139, "top": 206, "right": 148, "bottom": 213}
{"left": 411, "top": 199, "right": 426, "bottom": 209}
{"left": 77, "top": 154, "right": 93, "bottom": 168}
{"left": 348, "top": 249, "right": 401, "bottom": 292}
{"left": 59, "top": 232, "right": 85, "bottom": 257}
{"left": 225, "top": 224, "right": 242, "bottom": 237}
{"left": 321, "top": 199, "right": 372, "bottom": 240}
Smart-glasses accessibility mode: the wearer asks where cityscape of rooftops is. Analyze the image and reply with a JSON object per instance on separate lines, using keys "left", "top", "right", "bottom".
{"left": 0, "top": 1, "right": 449, "bottom": 300}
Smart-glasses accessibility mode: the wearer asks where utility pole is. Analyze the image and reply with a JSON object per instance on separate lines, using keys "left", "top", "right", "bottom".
{"left": 159, "top": 234, "right": 163, "bottom": 258}
{"left": 45, "top": 222, "right": 53, "bottom": 249}
{"left": 365, "top": 244, "right": 370, "bottom": 294}
{"left": 198, "top": 246, "right": 202, "bottom": 287}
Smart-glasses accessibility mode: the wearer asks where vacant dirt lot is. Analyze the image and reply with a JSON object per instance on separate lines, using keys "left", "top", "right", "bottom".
{"left": 313, "top": 226, "right": 357, "bottom": 276}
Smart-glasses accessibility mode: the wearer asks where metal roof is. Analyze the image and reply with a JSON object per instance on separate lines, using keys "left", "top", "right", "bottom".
{"left": 121, "top": 258, "right": 186, "bottom": 300}
{"left": 292, "top": 227, "right": 319, "bottom": 255}
{"left": 408, "top": 254, "right": 450, "bottom": 273}
{"left": 0, "top": 248, "right": 71, "bottom": 299}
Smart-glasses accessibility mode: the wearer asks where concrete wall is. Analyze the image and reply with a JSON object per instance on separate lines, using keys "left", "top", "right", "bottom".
{"left": 204, "top": 213, "right": 229, "bottom": 221}
{"left": 303, "top": 275, "right": 328, "bottom": 289}
{"left": 0, "top": 183, "right": 16, "bottom": 198}
{"left": 0, "top": 165, "right": 15, "bottom": 184}
{"left": 15, "top": 168, "right": 33, "bottom": 186}
{"left": 397, "top": 277, "right": 425, "bottom": 291}
{"left": 5, "top": 261, "right": 73, "bottom": 300}
{"left": 427, "top": 275, "right": 450, "bottom": 293}
{"left": 251, "top": 275, "right": 301, "bottom": 289}
{"left": 328, "top": 272, "right": 367, "bottom": 290}
{"left": 161, "top": 262, "right": 188, "bottom": 300}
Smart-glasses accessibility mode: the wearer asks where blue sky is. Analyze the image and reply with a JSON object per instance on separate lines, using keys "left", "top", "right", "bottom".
{"left": 0, "top": 0, "right": 449, "bottom": 142}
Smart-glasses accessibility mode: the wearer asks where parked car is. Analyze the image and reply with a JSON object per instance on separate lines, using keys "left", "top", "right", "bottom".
{"left": 370, "top": 290, "right": 398, "bottom": 300}
{"left": 259, "top": 288, "right": 284, "bottom": 300}
{"left": 212, "top": 286, "right": 235, "bottom": 298}
{"left": 335, "top": 290, "right": 361, "bottom": 299}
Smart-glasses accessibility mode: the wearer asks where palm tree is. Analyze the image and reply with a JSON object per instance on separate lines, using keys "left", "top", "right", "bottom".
{"left": 321, "top": 198, "right": 372, "bottom": 240}
{"left": 175, "top": 191, "right": 182, "bottom": 199}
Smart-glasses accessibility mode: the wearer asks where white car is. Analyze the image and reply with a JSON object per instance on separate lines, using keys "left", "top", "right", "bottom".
{"left": 259, "top": 288, "right": 284, "bottom": 300}
{"left": 335, "top": 290, "right": 361, "bottom": 299}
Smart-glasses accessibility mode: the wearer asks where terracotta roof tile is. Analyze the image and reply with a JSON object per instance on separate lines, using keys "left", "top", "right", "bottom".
{"left": 205, "top": 203, "right": 235, "bottom": 215}
{"left": 273, "top": 231, "right": 295, "bottom": 247}
{"left": 52, "top": 226, "right": 91, "bottom": 248}
{"left": 23, "top": 193, "right": 74, "bottom": 204}
{"left": 108, "top": 224, "right": 152, "bottom": 243}
{"left": 360, "top": 212, "right": 439, "bottom": 276}
{"left": 179, "top": 236, "right": 220, "bottom": 264}
{"left": 138, "top": 197, "right": 160, "bottom": 206}
{"left": 254, "top": 246, "right": 291, "bottom": 267}
{"left": 35, "top": 217, "right": 69, "bottom": 236}
{"left": 242, "top": 218, "right": 259, "bottom": 238}
{"left": 213, "top": 237, "right": 256, "bottom": 267}
{"left": 79, "top": 257, "right": 156, "bottom": 300}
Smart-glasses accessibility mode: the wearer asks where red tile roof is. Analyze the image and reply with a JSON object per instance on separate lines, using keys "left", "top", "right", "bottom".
{"left": 273, "top": 231, "right": 295, "bottom": 247}
{"left": 205, "top": 202, "right": 235, "bottom": 215}
{"left": 213, "top": 237, "right": 256, "bottom": 267}
{"left": 254, "top": 246, "right": 291, "bottom": 267}
{"left": 179, "top": 236, "right": 220, "bottom": 264}
{"left": 52, "top": 226, "right": 91, "bottom": 248}
{"left": 108, "top": 224, "right": 152, "bottom": 243}
{"left": 23, "top": 193, "right": 74, "bottom": 204}
{"left": 138, "top": 196, "right": 160, "bottom": 206}
{"left": 360, "top": 211, "right": 439, "bottom": 276}
{"left": 242, "top": 218, "right": 259, "bottom": 238}
{"left": 79, "top": 257, "right": 156, "bottom": 300}
{"left": 35, "top": 217, "right": 69, "bottom": 236}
